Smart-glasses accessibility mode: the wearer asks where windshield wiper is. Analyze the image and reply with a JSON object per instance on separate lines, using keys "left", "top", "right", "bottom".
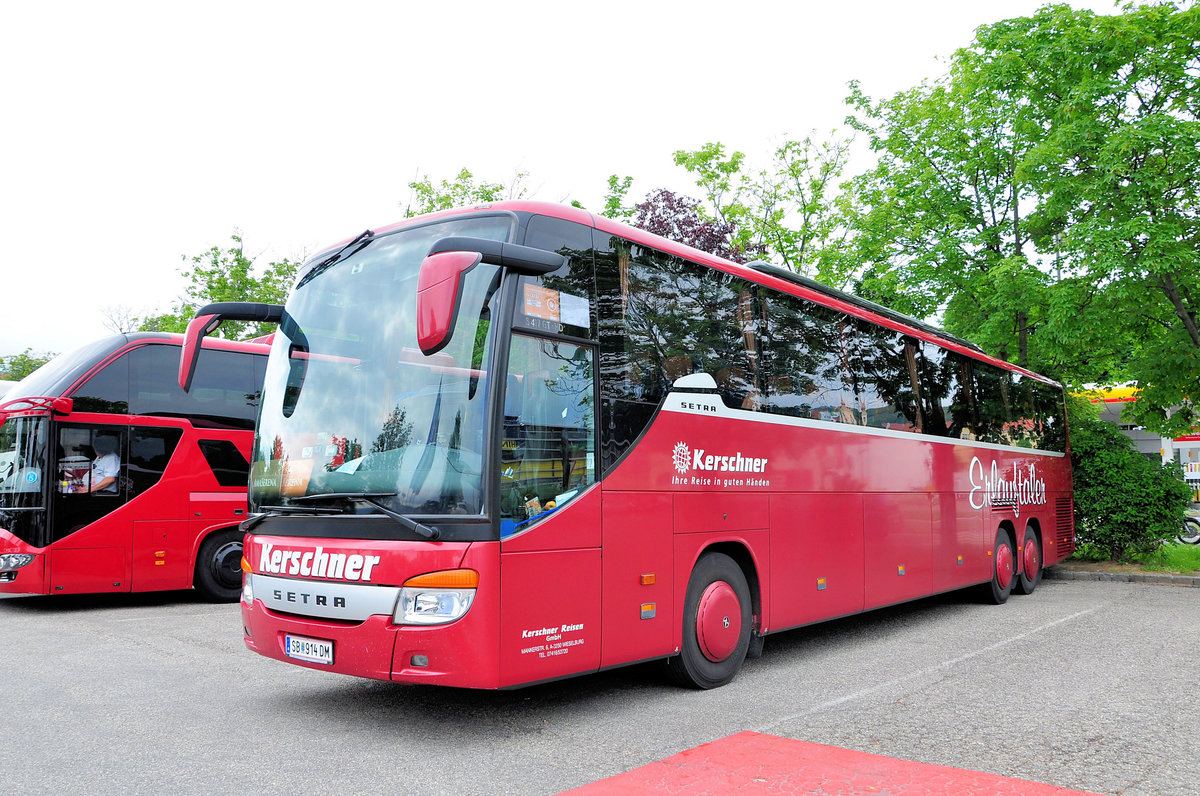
{"left": 242, "top": 505, "right": 342, "bottom": 532}
{"left": 295, "top": 229, "right": 375, "bottom": 290}
{"left": 289, "top": 492, "right": 440, "bottom": 540}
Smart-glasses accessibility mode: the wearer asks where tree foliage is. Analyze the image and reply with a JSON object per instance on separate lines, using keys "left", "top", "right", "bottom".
{"left": 137, "top": 234, "right": 300, "bottom": 340}
{"left": 598, "top": 174, "right": 635, "bottom": 223}
{"left": 673, "top": 135, "right": 853, "bottom": 283}
{"left": 844, "top": 2, "right": 1200, "bottom": 436}
{"left": 403, "top": 168, "right": 526, "bottom": 218}
{"left": 0, "top": 349, "right": 57, "bottom": 381}
{"left": 630, "top": 188, "right": 762, "bottom": 263}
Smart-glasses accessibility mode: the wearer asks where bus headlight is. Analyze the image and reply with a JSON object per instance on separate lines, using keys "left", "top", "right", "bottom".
{"left": 395, "top": 569, "right": 478, "bottom": 625}
{"left": 0, "top": 553, "right": 35, "bottom": 571}
{"left": 242, "top": 577, "right": 254, "bottom": 605}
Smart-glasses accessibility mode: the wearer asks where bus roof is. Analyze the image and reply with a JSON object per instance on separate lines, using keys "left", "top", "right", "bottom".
{"left": 316, "top": 200, "right": 1060, "bottom": 387}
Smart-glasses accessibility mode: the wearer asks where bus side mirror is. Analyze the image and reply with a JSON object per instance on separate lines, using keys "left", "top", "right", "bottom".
{"left": 179, "top": 302, "right": 284, "bottom": 391}
{"left": 417, "top": 237, "right": 567, "bottom": 356}
{"left": 179, "top": 313, "right": 222, "bottom": 392}
{"left": 417, "top": 251, "right": 483, "bottom": 356}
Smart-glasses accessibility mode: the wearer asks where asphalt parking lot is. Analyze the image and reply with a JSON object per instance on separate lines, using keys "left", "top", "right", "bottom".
{"left": 3, "top": 576, "right": 1197, "bottom": 795}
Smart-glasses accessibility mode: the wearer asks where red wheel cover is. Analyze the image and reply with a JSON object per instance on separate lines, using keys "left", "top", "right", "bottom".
{"left": 696, "top": 581, "right": 742, "bottom": 662}
{"left": 996, "top": 541, "right": 1014, "bottom": 590}
{"left": 1023, "top": 538, "right": 1040, "bottom": 580}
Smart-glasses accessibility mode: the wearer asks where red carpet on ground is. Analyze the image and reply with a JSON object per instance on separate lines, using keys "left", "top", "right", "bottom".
{"left": 568, "top": 731, "right": 1100, "bottom": 795}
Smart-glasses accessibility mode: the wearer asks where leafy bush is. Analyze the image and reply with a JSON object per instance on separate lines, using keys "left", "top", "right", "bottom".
{"left": 1069, "top": 406, "right": 1192, "bottom": 560}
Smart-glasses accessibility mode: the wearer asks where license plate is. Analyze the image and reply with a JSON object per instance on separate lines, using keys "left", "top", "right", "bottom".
{"left": 284, "top": 634, "right": 333, "bottom": 664}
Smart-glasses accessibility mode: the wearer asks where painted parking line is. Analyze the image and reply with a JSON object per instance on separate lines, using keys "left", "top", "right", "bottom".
{"left": 567, "top": 731, "right": 1099, "bottom": 795}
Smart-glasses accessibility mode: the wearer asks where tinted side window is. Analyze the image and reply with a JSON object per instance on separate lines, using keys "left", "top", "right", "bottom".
{"left": 128, "top": 345, "right": 262, "bottom": 430}
{"left": 70, "top": 354, "right": 129, "bottom": 414}
{"left": 128, "top": 426, "right": 183, "bottom": 495}
{"left": 918, "top": 346, "right": 974, "bottom": 439}
{"left": 758, "top": 293, "right": 858, "bottom": 423}
{"left": 594, "top": 232, "right": 772, "bottom": 469}
{"left": 197, "top": 439, "right": 250, "bottom": 487}
{"left": 1008, "top": 374, "right": 1067, "bottom": 452}
{"left": 843, "top": 322, "right": 921, "bottom": 432}
{"left": 1033, "top": 380, "right": 1067, "bottom": 452}
{"left": 971, "top": 364, "right": 1012, "bottom": 444}
{"left": 516, "top": 215, "right": 596, "bottom": 340}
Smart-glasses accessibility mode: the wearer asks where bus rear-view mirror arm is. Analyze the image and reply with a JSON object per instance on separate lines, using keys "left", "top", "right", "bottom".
{"left": 417, "top": 237, "right": 566, "bottom": 356}
{"left": 179, "top": 302, "right": 285, "bottom": 392}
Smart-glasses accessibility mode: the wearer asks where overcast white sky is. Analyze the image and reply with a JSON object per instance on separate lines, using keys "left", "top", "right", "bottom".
{"left": 0, "top": 0, "right": 1118, "bottom": 358}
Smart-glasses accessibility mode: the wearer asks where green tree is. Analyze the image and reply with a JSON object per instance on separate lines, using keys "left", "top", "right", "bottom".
{"left": 843, "top": 2, "right": 1199, "bottom": 436}
{"left": 673, "top": 135, "right": 853, "bottom": 283}
{"left": 973, "top": 2, "right": 1200, "bottom": 436}
{"left": 597, "top": 174, "right": 635, "bottom": 223}
{"left": 403, "top": 168, "right": 526, "bottom": 218}
{"left": 137, "top": 234, "right": 300, "bottom": 339}
{"left": 0, "top": 349, "right": 57, "bottom": 381}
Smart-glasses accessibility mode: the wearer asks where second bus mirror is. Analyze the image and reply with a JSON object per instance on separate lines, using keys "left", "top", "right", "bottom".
{"left": 178, "top": 302, "right": 284, "bottom": 391}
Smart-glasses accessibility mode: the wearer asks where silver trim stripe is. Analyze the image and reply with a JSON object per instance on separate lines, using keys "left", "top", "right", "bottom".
{"left": 662, "top": 392, "right": 1067, "bottom": 459}
{"left": 251, "top": 573, "right": 401, "bottom": 622}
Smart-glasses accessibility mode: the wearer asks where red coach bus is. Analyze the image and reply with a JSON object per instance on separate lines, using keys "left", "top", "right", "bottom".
{"left": 0, "top": 333, "right": 268, "bottom": 601}
{"left": 181, "top": 202, "right": 1072, "bottom": 689}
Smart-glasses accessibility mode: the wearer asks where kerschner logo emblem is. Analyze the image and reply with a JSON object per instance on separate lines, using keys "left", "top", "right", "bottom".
{"left": 672, "top": 442, "right": 691, "bottom": 474}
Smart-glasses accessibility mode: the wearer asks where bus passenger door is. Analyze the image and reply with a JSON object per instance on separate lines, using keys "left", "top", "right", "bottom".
{"left": 498, "top": 335, "right": 602, "bottom": 686}
{"left": 49, "top": 423, "right": 130, "bottom": 593}
{"left": 128, "top": 426, "right": 190, "bottom": 591}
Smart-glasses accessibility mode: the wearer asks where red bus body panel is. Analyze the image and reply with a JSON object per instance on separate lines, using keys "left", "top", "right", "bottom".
{"left": 243, "top": 398, "right": 1070, "bottom": 688}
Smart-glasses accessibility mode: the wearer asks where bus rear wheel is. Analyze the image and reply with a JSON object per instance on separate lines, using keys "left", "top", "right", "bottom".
{"left": 666, "top": 552, "right": 752, "bottom": 689}
{"left": 194, "top": 528, "right": 244, "bottom": 602}
{"left": 1015, "top": 527, "right": 1042, "bottom": 595}
{"left": 985, "top": 529, "right": 1015, "bottom": 605}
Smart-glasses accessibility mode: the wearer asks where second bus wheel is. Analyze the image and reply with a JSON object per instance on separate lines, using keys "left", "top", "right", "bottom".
{"left": 194, "top": 528, "right": 245, "bottom": 602}
{"left": 666, "top": 552, "right": 752, "bottom": 689}
{"left": 985, "top": 528, "right": 1016, "bottom": 605}
{"left": 1015, "top": 527, "right": 1042, "bottom": 595}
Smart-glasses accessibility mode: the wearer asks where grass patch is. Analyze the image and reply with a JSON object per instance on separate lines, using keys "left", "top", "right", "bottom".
{"left": 1130, "top": 544, "right": 1200, "bottom": 574}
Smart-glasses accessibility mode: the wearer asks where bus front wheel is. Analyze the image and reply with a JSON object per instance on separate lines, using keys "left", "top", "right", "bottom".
{"left": 194, "top": 528, "right": 245, "bottom": 602}
{"left": 666, "top": 552, "right": 752, "bottom": 689}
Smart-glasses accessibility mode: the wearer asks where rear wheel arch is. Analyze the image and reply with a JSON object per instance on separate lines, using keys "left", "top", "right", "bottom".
{"left": 192, "top": 525, "right": 246, "bottom": 602}
{"left": 700, "top": 541, "right": 762, "bottom": 635}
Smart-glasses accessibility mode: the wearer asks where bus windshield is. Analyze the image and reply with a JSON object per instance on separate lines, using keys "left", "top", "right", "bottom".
{"left": 0, "top": 415, "right": 49, "bottom": 545}
{"left": 250, "top": 216, "right": 512, "bottom": 518}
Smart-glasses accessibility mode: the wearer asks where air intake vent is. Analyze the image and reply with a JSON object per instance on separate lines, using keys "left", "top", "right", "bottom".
{"left": 1055, "top": 497, "right": 1075, "bottom": 555}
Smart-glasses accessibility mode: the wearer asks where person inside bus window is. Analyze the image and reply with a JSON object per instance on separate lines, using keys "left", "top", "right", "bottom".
{"left": 76, "top": 435, "right": 120, "bottom": 494}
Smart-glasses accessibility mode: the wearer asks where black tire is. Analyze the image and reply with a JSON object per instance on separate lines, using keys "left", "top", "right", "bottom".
{"left": 984, "top": 528, "right": 1016, "bottom": 605}
{"left": 1178, "top": 518, "right": 1200, "bottom": 545}
{"left": 746, "top": 631, "right": 765, "bottom": 660}
{"left": 1015, "top": 526, "right": 1042, "bottom": 595}
{"left": 666, "top": 552, "right": 752, "bottom": 689}
{"left": 194, "top": 528, "right": 245, "bottom": 602}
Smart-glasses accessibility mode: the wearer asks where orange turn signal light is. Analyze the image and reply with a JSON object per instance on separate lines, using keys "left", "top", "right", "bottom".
{"left": 241, "top": 556, "right": 253, "bottom": 573}
{"left": 403, "top": 569, "right": 479, "bottom": 589}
